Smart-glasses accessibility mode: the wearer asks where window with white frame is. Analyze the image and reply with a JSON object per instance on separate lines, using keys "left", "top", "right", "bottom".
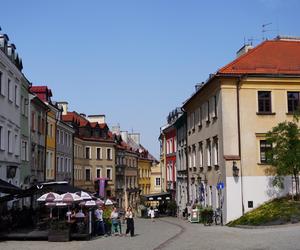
{"left": 155, "top": 177, "right": 161, "bottom": 186}
{"left": 8, "top": 78, "right": 13, "bottom": 102}
{"left": 15, "top": 84, "right": 19, "bottom": 107}
{"left": 192, "top": 145, "right": 196, "bottom": 167}
{"left": 61, "top": 130, "right": 64, "bottom": 145}
{"left": 8, "top": 130, "right": 13, "bottom": 153}
{"left": 107, "top": 148, "right": 112, "bottom": 160}
{"left": 65, "top": 158, "right": 68, "bottom": 172}
{"left": 96, "top": 167, "right": 102, "bottom": 178}
{"left": 213, "top": 137, "right": 219, "bottom": 165}
{"left": 199, "top": 107, "right": 202, "bottom": 126}
{"left": 85, "top": 146, "right": 91, "bottom": 159}
{"left": 206, "top": 100, "right": 210, "bottom": 122}
{"left": 0, "top": 125, "right": 4, "bottom": 150}
{"left": 0, "top": 71, "right": 4, "bottom": 96}
{"left": 170, "top": 139, "right": 173, "bottom": 153}
{"left": 199, "top": 142, "right": 203, "bottom": 167}
{"left": 85, "top": 168, "right": 91, "bottom": 181}
{"left": 207, "top": 139, "right": 211, "bottom": 167}
{"left": 188, "top": 149, "right": 192, "bottom": 168}
{"left": 96, "top": 147, "right": 102, "bottom": 160}
{"left": 191, "top": 112, "right": 195, "bottom": 130}
{"left": 21, "top": 140, "right": 28, "bottom": 161}
{"left": 14, "top": 134, "right": 19, "bottom": 156}
{"left": 106, "top": 167, "right": 112, "bottom": 180}
{"left": 213, "top": 95, "right": 217, "bottom": 118}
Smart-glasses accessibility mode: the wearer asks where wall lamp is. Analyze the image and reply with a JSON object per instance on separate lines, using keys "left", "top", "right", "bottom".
{"left": 232, "top": 161, "right": 239, "bottom": 177}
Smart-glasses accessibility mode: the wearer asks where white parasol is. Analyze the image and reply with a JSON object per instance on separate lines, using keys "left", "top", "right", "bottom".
{"left": 61, "top": 192, "right": 83, "bottom": 204}
{"left": 105, "top": 198, "right": 114, "bottom": 205}
{"left": 37, "top": 192, "right": 62, "bottom": 202}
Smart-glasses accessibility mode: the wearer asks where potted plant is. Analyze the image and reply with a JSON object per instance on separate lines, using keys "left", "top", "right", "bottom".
{"left": 200, "top": 207, "right": 214, "bottom": 226}
{"left": 48, "top": 220, "right": 70, "bottom": 242}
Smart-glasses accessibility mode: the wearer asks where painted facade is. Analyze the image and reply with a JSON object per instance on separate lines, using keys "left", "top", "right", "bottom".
{"left": 183, "top": 37, "right": 300, "bottom": 223}
{"left": 0, "top": 34, "right": 24, "bottom": 188}
{"left": 150, "top": 162, "right": 162, "bottom": 194}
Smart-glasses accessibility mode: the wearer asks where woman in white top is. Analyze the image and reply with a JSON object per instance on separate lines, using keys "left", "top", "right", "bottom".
{"left": 125, "top": 206, "right": 134, "bottom": 237}
{"left": 148, "top": 207, "right": 155, "bottom": 222}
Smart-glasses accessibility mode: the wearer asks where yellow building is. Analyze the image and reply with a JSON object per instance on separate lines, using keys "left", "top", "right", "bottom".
{"left": 138, "top": 155, "right": 152, "bottom": 195}
{"left": 182, "top": 37, "right": 300, "bottom": 223}
{"left": 150, "top": 162, "right": 162, "bottom": 194}
{"left": 46, "top": 104, "right": 58, "bottom": 180}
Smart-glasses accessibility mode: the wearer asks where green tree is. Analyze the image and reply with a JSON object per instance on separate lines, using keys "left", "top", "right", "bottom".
{"left": 266, "top": 117, "right": 300, "bottom": 199}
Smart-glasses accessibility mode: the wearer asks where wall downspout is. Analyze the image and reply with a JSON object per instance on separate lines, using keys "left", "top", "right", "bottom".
{"left": 236, "top": 76, "right": 245, "bottom": 215}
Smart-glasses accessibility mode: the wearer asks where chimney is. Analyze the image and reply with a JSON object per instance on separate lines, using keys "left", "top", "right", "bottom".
{"left": 57, "top": 101, "right": 68, "bottom": 115}
{"left": 121, "top": 131, "right": 128, "bottom": 143}
{"left": 111, "top": 125, "right": 121, "bottom": 135}
{"left": 236, "top": 44, "right": 253, "bottom": 58}
{"left": 0, "top": 34, "right": 9, "bottom": 53}
{"left": 129, "top": 133, "right": 140, "bottom": 145}
{"left": 87, "top": 114, "right": 106, "bottom": 124}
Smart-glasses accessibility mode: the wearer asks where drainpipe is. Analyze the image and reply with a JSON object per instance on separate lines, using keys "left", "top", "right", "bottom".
{"left": 236, "top": 76, "right": 245, "bottom": 215}
{"left": 44, "top": 109, "right": 49, "bottom": 182}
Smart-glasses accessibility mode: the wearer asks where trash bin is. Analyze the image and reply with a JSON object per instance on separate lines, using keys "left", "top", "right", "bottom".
{"left": 190, "top": 209, "right": 199, "bottom": 223}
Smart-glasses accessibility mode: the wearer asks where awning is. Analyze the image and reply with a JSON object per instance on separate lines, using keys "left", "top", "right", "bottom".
{"left": 0, "top": 179, "right": 22, "bottom": 194}
{"left": 141, "top": 192, "right": 171, "bottom": 201}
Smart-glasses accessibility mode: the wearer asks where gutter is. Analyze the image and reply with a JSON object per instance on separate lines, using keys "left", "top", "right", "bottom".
{"left": 236, "top": 76, "right": 245, "bottom": 215}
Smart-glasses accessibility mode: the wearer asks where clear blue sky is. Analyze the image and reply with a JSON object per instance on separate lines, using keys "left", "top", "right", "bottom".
{"left": 1, "top": 0, "right": 299, "bottom": 158}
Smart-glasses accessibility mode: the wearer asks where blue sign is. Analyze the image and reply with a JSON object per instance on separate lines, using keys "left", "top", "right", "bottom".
{"left": 217, "top": 182, "right": 224, "bottom": 190}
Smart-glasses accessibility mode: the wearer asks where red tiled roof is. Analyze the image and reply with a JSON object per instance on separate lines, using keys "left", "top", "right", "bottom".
{"left": 218, "top": 39, "right": 300, "bottom": 75}
{"left": 62, "top": 112, "right": 89, "bottom": 126}
{"left": 30, "top": 86, "right": 53, "bottom": 96}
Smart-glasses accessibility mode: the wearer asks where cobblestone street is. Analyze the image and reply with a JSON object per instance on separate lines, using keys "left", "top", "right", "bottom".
{"left": 1, "top": 217, "right": 300, "bottom": 250}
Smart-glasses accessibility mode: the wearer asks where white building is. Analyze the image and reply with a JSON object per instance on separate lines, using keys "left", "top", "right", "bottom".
{"left": 0, "top": 34, "right": 23, "bottom": 188}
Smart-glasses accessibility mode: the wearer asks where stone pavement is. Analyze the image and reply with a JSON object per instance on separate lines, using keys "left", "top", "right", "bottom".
{"left": 1, "top": 217, "right": 300, "bottom": 250}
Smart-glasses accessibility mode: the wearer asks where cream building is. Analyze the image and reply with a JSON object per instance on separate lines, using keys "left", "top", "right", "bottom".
{"left": 183, "top": 37, "right": 300, "bottom": 223}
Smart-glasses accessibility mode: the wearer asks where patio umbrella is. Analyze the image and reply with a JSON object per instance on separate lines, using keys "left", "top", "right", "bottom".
{"left": 84, "top": 200, "right": 97, "bottom": 207}
{"left": 61, "top": 192, "right": 83, "bottom": 204}
{"left": 105, "top": 198, "right": 114, "bottom": 206}
{"left": 37, "top": 192, "right": 62, "bottom": 202}
{"left": 96, "top": 198, "right": 104, "bottom": 206}
{"left": 76, "top": 191, "right": 92, "bottom": 200}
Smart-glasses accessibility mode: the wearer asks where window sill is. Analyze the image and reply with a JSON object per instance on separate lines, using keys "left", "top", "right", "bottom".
{"left": 256, "top": 112, "right": 276, "bottom": 115}
{"left": 257, "top": 162, "right": 271, "bottom": 166}
{"left": 286, "top": 112, "right": 296, "bottom": 115}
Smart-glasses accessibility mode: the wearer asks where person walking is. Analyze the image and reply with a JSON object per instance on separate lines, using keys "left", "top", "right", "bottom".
{"left": 125, "top": 206, "right": 134, "bottom": 237}
{"left": 110, "top": 206, "right": 120, "bottom": 235}
{"left": 148, "top": 206, "right": 155, "bottom": 222}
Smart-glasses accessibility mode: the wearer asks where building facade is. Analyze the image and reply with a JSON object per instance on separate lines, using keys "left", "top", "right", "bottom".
{"left": 0, "top": 33, "right": 24, "bottom": 188}
{"left": 182, "top": 37, "right": 300, "bottom": 223}
{"left": 150, "top": 162, "right": 162, "bottom": 194}
{"left": 174, "top": 111, "right": 189, "bottom": 217}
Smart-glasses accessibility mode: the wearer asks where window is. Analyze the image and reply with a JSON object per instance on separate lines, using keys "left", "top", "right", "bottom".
{"left": 96, "top": 147, "right": 102, "bottom": 160}
{"left": 199, "top": 142, "right": 203, "bottom": 167}
{"left": 213, "top": 137, "right": 218, "bottom": 165}
{"left": 287, "top": 92, "right": 300, "bottom": 113}
{"left": 106, "top": 167, "right": 112, "bottom": 180}
{"left": 56, "top": 156, "right": 60, "bottom": 172}
{"left": 207, "top": 140, "right": 211, "bottom": 167}
{"left": 0, "top": 71, "right": 3, "bottom": 96}
{"left": 192, "top": 146, "right": 196, "bottom": 167}
{"left": 0, "top": 126, "right": 4, "bottom": 150}
{"left": 206, "top": 100, "right": 210, "bottom": 122}
{"left": 188, "top": 149, "right": 192, "bottom": 168}
{"left": 96, "top": 168, "right": 101, "bottom": 178}
{"left": 60, "top": 157, "right": 64, "bottom": 172}
{"left": 213, "top": 95, "right": 217, "bottom": 118}
{"left": 85, "top": 168, "right": 91, "bottom": 181}
{"left": 85, "top": 147, "right": 91, "bottom": 159}
{"left": 258, "top": 91, "right": 272, "bottom": 113}
{"left": 61, "top": 130, "right": 64, "bottom": 144}
{"left": 155, "top": 177, "right": 161, "bottom": 186}
{"left": 14, "top": 134, "right": 19, "bottom": 156}
{"left": 107, "top": 148, "right": 112, "bottom": 160}
{"left": 8, "top": 130, "right": 12, "bottom": 153}
{"left": 57, "top": 129, "right": 61, "bottom": 144}
{"left": 191, "top": 112, "right": 195, "bottom": 130}
{"left": 31, "top": 112, "right": 35, "bottom": 131}
{"left": 260, "top": 140, "right": 272, "bottom": 164}
{"left": 8, "top": 79, "right": 13, "bottom": 102}
{"left": 15, "top": 85, "right": 19, "bottom": 106}
{"left": 37, "top": 116, "right": 41, "bottom": 133}
{"left": 199, "top": 107, "right": 203, "bottom": 126}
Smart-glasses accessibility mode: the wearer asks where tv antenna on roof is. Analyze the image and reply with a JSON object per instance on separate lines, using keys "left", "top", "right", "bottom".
{"left": 262, "top": 22, "right": 273, "bottom": 41}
